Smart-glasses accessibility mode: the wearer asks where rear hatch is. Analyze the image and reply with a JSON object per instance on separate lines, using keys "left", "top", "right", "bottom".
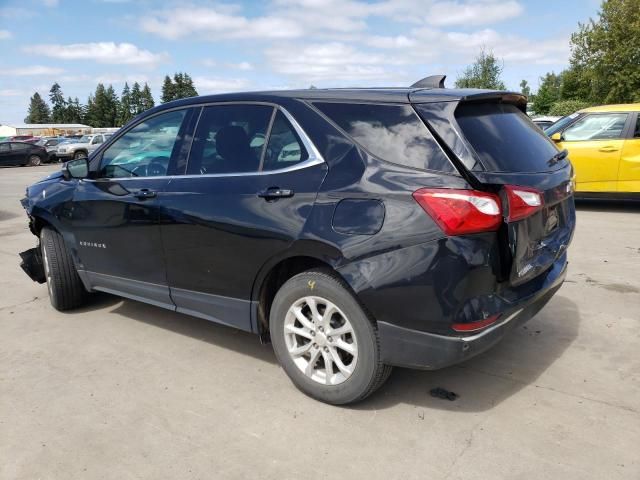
{"left": 414, "top": 94, "right": 575, "bottom": 286}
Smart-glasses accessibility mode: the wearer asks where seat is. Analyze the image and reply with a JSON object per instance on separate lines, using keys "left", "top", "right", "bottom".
{"left": 215, "top": 126, "right": 258, "bottom": 173}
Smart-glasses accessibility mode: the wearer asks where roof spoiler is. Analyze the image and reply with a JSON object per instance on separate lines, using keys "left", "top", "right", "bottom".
{"left": 410, "top": 75, "right": 446, "bottom": 89}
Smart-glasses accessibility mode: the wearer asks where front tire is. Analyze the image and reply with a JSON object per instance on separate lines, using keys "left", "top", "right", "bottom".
{"left": 41, "top": 227, "right": 87, "bottom": 311}
{"left": 28, "top": 155, "right": 42, "bottom": 166}
{"left": 73, "top": 151, "right": 87, "bottom": 160}
{"left": 270, "top": 270, "right": 391, "bottom": 405}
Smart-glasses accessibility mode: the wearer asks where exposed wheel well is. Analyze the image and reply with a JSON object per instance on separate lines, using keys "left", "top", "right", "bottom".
{"left": 29, "top": 215, "right": 53, "bottom": 237}
{"left": 256, "top": 256, "right": 336, "bottom": 337}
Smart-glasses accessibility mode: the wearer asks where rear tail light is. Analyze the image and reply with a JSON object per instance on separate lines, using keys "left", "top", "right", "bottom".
{"left": 504, "top": 185, "right": 543, "bottom": 221}
{"left": 412, "top": 188, "right": 502, "bottom": 235}
{"left": 452, "top": 314, "right": 501, "bottom": 332}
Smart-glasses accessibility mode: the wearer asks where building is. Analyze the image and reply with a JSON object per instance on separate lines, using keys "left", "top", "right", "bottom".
{"left": 0, "top": 123, "right": 92, "bottom": 137}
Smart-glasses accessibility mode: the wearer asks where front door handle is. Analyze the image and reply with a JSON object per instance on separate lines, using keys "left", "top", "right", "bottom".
{"left": 133, "top": 188, "right": 157, "bottom": 200}
{"left": 258, "top": 187, "right": 294, "bottom": 200}
{"left": 599, "top": 146, "right": 619, "bottom": 152}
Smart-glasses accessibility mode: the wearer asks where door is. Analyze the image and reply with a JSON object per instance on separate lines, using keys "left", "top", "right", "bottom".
{"left": 0, "top": 143, "right": 15, "bottom": 166}
{"left": 67, "top": 108, "right": 194, "bottom": 308}
{"left": 556, "top": 112, "right": 629, "bottom": 192}
{"left": 618, "top": 113, "right": 640, "bottom": 193}
{"left": 160, "top": 104, "right": 327, "bottom": 331}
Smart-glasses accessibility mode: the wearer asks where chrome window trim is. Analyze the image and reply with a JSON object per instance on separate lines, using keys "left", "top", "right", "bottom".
{"left": 94, "top": 102, "right": 325, "bottom": 181}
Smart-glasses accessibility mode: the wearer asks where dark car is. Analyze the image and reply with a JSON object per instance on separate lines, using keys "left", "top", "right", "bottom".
{"left": 0, "top": 141, "right": 48, "bottom": 166}
{"left": 8, "top": 135, "right": 36, "bottom": 142}
{"left": 18, "top": 76, "right": 575, "bottom": 404}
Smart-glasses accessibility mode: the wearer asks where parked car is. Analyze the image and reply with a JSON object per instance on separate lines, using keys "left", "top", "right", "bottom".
{"left": 546, "top": 104, "right": 640, "bottom": 198}
{"left": 8, "top": 135, "right": 36, "bottom": 143}
{"left": 532, "top": 115, "right": 561, "bottom": 130}
{"left": 35, "top": 137, "right": 64, "bottom": 163}
{"left": 19, "top": 77, "right": 575, "bottom": 404}
{"left": 0, "top": 141, "right": 47, "bottom": 166}
{"left": 56, "top": 133, "right": 112, "bottom": 161}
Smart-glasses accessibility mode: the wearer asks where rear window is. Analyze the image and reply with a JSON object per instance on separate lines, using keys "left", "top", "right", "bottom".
{"left": 455, "top": 103, "right": 560, "bottom": 173}
{"left": 314, "top": 102, "right": 455, "bottom": 173}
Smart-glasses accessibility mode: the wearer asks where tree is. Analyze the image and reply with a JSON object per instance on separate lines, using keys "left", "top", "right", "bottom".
{"left": 105, "top": 85, "right": 120, "bottom": 127}
{"left": 118, "top": 82, "right": 133, "bottom": 126}
{"left": 568, "top": 0, "right": 640, "bottom": 104}
{"left": 548, "top": 99, "right": 592, "bottom": 117}
{"left": 532, "top": 72, "right": 562, "bottom": 115}
{"left": 140, "top": 83, "right": 155, "bottom": 112}
{"left": 49, "top": 82, "right": 67, "bottom": 123}
{"left": 519, "top": 79, "right": 531, "bottom": 98}
{"left": 66, "top": 96, "right": 83, "bottom": 124}
{"left": 161, "top": 75, "right": 176, "bottom": 103}
{"left": 24, "top": 92, "right": 51, "bottom": 123}
{"left": 130, "top": 82, "right": 142, "bottom": 115}
{"left": 84, "top": 83, "right": 119, "bottom": 127}
{"left": 455, "top": 49, "right": 506, "bottom": 90}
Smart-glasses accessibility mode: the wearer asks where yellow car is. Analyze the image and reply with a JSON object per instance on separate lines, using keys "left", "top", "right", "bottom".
{"left": 546, "top": 104, "right": 640, "bottom": 197}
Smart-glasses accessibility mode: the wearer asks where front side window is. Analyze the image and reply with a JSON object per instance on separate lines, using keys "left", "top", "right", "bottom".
{"left": 92, "top": 136, "right": 103, "bottom": 145}
{"left": 0, "top": 143, "right": 9, "bottom": 152}
{"left": 187, "top": 104, "right": 273, "bottom": 175}
{"left": 562, "top": 113, "right": 628, "bottom": 141}
{"left": 315, "top": 102, "right": 454, "bottom": 172}
{"left": 263, "top": 110, "right": 308, "bottom": 171}
{"left": 99, "top": 109, "right": 187, "bottom": 178}
{"left": 77, "top": 136, "right": 91, "bottom": 144}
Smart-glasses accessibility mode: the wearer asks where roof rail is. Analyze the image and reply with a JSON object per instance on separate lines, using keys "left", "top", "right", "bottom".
{"left": 410, "top": 75, "right": 446, "bottom": 89}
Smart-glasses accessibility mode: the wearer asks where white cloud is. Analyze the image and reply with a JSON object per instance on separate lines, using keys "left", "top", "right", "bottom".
{"left": 228, "top": 61, "right": 253, "bottom": 71}
{"left": 0, "top": 30, "right": 11, "bottom": 40}
{"left": 23, "top": 42, "right": 168, "bottom": 67}
{"left": 0, "top": 65, "right": 64, "bottom": 76}
{"left": 41, "top": 0, "right": 59, "bottom": 7}
{"left": 194, "top": 77, "right": 250, "bottom": 94}
{"left": 423, "top": 0, "right": 523, "bottom": 26}
{"left": 0, "top": 89, "right": 25, "bottom": 97}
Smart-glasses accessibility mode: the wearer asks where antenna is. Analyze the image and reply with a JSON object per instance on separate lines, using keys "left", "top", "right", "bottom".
{"left": 410, "top": 75, "right": 446, "bottom": 89}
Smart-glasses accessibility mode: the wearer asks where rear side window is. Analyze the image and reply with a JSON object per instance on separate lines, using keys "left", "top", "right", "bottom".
{"left": 454, "top": 103, "right": 560, "bottom": 173}
{"left": 314, "top": 102, "right": 454, "bottom": 173}
{"left": 263, "top": 110, "right": 308, "bottom": 171}
{"left": 187, "top": 104, "right": 273, "bottom": 175}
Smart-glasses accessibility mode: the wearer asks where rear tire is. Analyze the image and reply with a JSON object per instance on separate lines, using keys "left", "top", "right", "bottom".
{"left": 28, "top": 155, "right": 42, "bottom": 166}
{"left": 270, "top": 269, "right": 391, "bottom": 405}
{"left": 41, "top": 227, "right": 87, "bottom": 311}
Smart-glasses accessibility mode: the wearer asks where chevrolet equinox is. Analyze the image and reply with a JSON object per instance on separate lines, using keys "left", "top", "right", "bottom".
{"left": 19, "top": 76, "right": 575, "bottom": 404}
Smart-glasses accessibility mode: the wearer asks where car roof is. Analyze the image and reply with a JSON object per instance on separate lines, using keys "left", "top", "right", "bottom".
{"left": 153, "top": 87, "right": 520, "bottom": 109}
{"left": 580, "top": 103, "right": 640, "bottom": 113}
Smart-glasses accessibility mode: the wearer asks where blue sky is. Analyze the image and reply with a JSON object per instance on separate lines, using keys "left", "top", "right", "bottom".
{"left": 1, "top": 0, "right": 601, "bottom": 124}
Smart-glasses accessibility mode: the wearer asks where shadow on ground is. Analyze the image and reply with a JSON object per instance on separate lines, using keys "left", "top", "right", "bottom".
{"left": 575, "top": 198, "right": 640, "bottom": 213}
{"left": 71, "top": 290, "right": 580, "bottom": 412}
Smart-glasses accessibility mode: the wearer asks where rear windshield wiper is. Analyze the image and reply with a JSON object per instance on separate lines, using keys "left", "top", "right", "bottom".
{"left": 547, "top": 149, "right": 568, "bottom": 167}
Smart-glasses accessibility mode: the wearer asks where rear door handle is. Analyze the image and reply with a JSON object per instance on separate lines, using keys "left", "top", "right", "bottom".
{"left": 133, "top": 188, "right": 157, "bottom": 200}
{"left": 599, "top": 146, "right": 619, "bottom": 152}
{"left": 258, "top": 187, "right": 294, "bottom": 200}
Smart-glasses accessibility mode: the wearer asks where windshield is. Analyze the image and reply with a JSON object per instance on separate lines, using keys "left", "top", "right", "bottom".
{"left": 544, "top": 113, "right": 582, "bottom": 136}
{"left": 454, "top": 102, "right": 562, "bottom": 173}
{"left": 77, "top": 136, "right": 91, "bottom": 144}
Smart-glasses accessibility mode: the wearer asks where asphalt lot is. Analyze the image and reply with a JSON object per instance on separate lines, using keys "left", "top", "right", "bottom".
{"left": 1, "top": 164, "right": 639, "bottom": 479}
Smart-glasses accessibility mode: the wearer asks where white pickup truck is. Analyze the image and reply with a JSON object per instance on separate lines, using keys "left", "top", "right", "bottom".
{"left": 56, "top": 133, "right": 112, "bottom": 161}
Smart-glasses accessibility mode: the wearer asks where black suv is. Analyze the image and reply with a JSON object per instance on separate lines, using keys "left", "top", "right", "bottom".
{"left": 19, "top": 76, "right": 575, "bottom": 404}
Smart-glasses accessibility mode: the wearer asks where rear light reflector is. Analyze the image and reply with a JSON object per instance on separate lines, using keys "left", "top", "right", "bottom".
{"left": 413, "top": 188, "right": 502, "bottom": 235}
{"left": 452, "top": 314, "right": 501, "bottom": 332}
{"left": 504, "top": 185, "right": 543, "bottom": 221}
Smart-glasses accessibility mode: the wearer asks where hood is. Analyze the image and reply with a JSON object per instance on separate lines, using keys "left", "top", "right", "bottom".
{"left": 35, "top": 169, "right": 64, "bottom": 184}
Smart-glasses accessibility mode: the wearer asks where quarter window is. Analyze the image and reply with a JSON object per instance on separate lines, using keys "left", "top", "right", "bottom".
{"left": 562, "top": 113, "right": 628, "bottom": 141}
{"left": 187, "top": 104, "right": 273, "bottom": 175}
{"left": 99, "top": 109, "right": 187, "bottom": 178}
{"left": 634, "top": 115, "right": 640, "bottom": 138}
{"left": 263, "top": 110, "right": 308, "bottom": 171}
{"left": 314, "top": 102, "right": 454, "bottom": 172}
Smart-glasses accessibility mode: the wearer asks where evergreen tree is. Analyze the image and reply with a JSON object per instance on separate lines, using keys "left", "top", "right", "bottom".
{"left": 180, "top": 73, "right": 198, "bottom": 98}
{"left": 119, "top": 82, "right": 133, "bottom": 126}
{"left": 105, "top": 85, "right": 120, "bottom": 127}
{"left": 24, "top": 92, "right": 51, "bottom": 123}
{"left": 161, "top": 75, "right": 176, "bottom": 103}
{"left": 66, "top": 96, "right": 83, "bottom": 124}
{"left": 519, "top": 79, "right": 531, "bottom": 98}
{"left": 455, "top": 49, "right": 506, "bottom": 90}
{"left": 49, "top": 82, "right": 67, "bottom": 123}
{"left": 140, "top": 83, "right": 155, "bottom": 112}
{"left": 130, "top": 82, "right": 142, "bottom": 115}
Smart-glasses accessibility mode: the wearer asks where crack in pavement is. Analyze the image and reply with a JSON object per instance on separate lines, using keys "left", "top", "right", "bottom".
{"left": 0, "top": 296, "right": 44, "bottom": 312}
{"left": 455, "top": 364, "right": 639, "bottom": 415}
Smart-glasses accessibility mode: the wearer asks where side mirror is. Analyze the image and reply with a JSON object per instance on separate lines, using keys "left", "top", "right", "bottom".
{"left": 551, "top": 132, "right": 563, "bottom": 142}
{"left": 63, "top": 158, "right": 89, "bottom": 180}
